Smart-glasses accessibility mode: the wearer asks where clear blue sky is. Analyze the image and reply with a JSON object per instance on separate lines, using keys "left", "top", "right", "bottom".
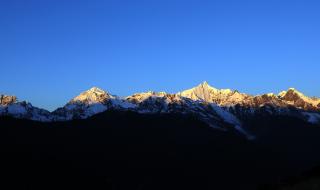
{"left": 0, "top": 0, "right": 319, "bottom": 111}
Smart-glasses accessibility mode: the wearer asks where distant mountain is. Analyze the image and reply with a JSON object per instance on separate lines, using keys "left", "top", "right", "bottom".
{"left": 52, "top": 87, "right": 136, "bottom": 120}
{"left": 1, "top": 84, "right": 320, "bottom": 190}
{"left": 179, "top": 82, "right": 320, "bottom": 110}
{"left": 0, "top": 95, "right": 52, "bottom": 121}
{"left": 178, "top": 81, "right": 249, "bottom": 105}
{"left": 1, "top": 82, "right": 320, "bottom": 139}
{"left": 279, "top": 88, "right": 320, "bottom": 111}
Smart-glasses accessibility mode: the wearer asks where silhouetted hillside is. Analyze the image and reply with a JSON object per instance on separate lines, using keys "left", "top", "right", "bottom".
{"left": 0, "top": 110, "right": 320, "bottom": 190}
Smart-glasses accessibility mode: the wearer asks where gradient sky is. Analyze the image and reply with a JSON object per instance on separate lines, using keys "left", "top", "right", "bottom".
{"left": 1, "top": 0, "right": 320, "bottom": 111}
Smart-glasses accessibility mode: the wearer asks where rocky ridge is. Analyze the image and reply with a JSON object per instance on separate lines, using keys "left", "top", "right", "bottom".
{"left": 1, "top": 82, "right": 319, "bottom": 139}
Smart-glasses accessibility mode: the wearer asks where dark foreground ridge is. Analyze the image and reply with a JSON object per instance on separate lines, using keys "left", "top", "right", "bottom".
{"left": 1, "top": 110, "right": 320, "bottom": 190}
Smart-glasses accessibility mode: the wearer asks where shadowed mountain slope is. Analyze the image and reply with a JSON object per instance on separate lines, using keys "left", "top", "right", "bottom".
{"left": 1, "top": 110, "right": 320, "bottom": 190}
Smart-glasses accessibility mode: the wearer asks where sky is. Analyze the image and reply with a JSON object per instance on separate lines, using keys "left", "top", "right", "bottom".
{"left": 0, "top": 0, "right": 320, "bottom": 111}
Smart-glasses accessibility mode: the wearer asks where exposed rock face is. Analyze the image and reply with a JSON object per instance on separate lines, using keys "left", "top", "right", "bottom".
{"left": 0, "top": 95, "right": 17, "bottom": 106}
{"left": 279, "top": 88, "right": 320, "bottom": 111}
{"left": 242, "top": 94, "right": 287, "bottom": 108}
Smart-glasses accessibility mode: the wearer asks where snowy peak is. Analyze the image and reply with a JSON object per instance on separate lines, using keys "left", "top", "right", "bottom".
{"left": 199, "top": 81, "right": 219, "bottom": 91}
{"left": 126, "top": 91, "right": 169, "bottom": 104}
{"left": 88, "top": 87, "right": 107, "bottom": 94}
{"left": 178, "top": 81, "right": 247, "bottom": 105}
{"left": 178, "top": 83, "right": 320, "bottom": 110}
{"left": 53, "top": 87, "right": 114, "bottom": 120}
{"left": 0, "top": 94, "right": 52, "bottom": 121}
{"left": 178, "top": 81, "right": 220, "bottom": 102}
{"left": 54, "top": 87, "right": 136, "bottom": 120}
{"left": 1, "top": 83, "right": 320, "bottom": 128}
{"left": 279, "top": 88, "right": 320, "bottom": 109}
{"left": 0, "top": 95, "right": 17, "bottom": 106}
{"left": 70, "top": 87, "right": 114, "bottom": 105}
{"left": 279, "top": 88, "right": 305, "bottom": 99}
{"left": 126, "top": 91, "right": 190, "bottom": 113}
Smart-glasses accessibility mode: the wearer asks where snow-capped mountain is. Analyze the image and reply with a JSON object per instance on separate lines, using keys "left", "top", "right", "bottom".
{"left": 279, "top": 88, "right": 320, "bottom": 111}
{"left": 178, "top": 81, "right": 250, "bottom": 105}
{"left": 1, "top": 82, "right": 319, "bottom": 140}
{"left": 180, "top": 82, "right": 320, "bottom": 123}
{"left": 126, "top": 91, "right": 238, "bottom": 130}
{"left": 53, "top": 87, "right": 136, "bottom": 120}
{"left": 126, "top": 91, "right": 197, "bottom": 114}
{"left": 0, "top": 95, "right": 52, "bottom": 121}
{"left": 179, "top": 82, "right": 293, "bottom": 109}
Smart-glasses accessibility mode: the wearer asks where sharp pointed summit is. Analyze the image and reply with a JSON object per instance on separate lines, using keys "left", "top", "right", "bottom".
{"left": 179, "top": 81, "right": 218, "bottom": 102}
{"left": 200, "top": 81, "right": 210, "bottom": 87}
{"left": 198, "top": 81, "right": 219, "bottom": 91}
{"left": 178, "top": 81, "right": 243, "bottom": 104}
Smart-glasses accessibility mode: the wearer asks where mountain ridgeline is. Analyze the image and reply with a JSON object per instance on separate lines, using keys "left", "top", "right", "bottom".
{"left": 1, "top": 82, "right": 320, "bottom": 190}
{"left": 1, "top": 82, "right": 320, "bottom": 139}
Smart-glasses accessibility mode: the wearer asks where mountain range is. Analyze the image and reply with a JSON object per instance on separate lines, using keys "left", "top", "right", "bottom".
{"left": 1, "top": 82, "right": 320, "bottom": 140}
{"left": 2, "top": 82, "right": 320, "bottom": 190}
